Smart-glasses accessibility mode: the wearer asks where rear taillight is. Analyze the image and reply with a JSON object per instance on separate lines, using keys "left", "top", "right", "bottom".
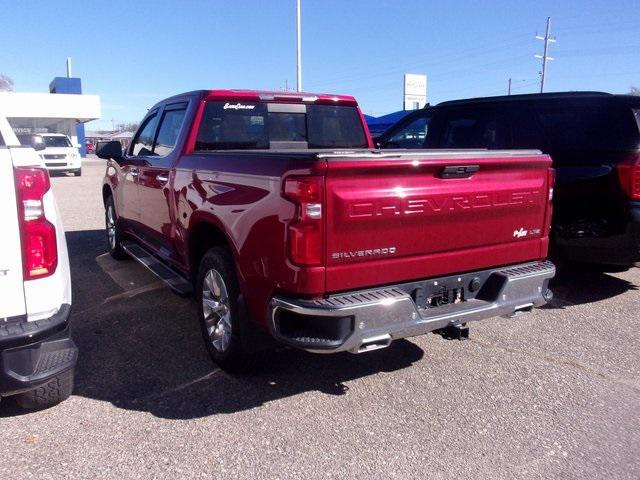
{"left": 617, "top": 154, "right": 640, "bottom": 200}
{"left": 15, "top": 167, "right": 57, "bottom": 279}
{"left": 544, "top": 168, "right": 555, "bottom": 237}
{"left": 283, "top": 176, "right": 324, "bottom": 266}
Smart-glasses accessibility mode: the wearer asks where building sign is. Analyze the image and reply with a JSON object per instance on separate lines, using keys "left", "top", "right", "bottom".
{"left": 403, "top": 74, "right": 427, "bottom": 110}
{"left": 12, "top": 126, "right": 49, "bottom": 134}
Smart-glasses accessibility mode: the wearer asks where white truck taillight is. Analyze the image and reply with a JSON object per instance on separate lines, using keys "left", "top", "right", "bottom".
{"left": 14, "top": 167, "right": 58, "bottom": 279}
{"left": 617, "top": 154, "right": 640, "bottom": 200}
{"left": 283, "top": 176, "right": 324, "bottom": 266}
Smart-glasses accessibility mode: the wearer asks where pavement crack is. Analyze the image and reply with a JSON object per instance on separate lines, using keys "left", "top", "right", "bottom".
{"left": 470, "top": 338, "right": 640, "bottom": 394}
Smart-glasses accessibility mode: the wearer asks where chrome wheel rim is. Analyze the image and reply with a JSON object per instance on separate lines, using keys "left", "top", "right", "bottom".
{"left": 106, "top": 205, "right": 116, "bottom": 250}
{"left": 202, "top": 269, "right": 232, "bottom": 352}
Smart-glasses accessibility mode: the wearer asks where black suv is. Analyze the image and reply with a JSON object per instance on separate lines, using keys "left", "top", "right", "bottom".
{"left": 376, "top": 92, "right": 640, "bottom": 267}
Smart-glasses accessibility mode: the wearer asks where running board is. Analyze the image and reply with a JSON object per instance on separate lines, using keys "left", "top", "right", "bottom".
{"left": 121, "top": 241, "right": 193, "bottom": 296}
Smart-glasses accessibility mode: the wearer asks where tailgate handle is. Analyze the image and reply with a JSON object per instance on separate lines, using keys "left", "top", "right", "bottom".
{"left": 441, "top": 165, "right": 479, "bottom": 179}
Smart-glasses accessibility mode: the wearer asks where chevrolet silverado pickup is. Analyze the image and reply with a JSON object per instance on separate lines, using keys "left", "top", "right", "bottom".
{"left": 0, "top": 114, "right": 77, "bottom": 409}
{"left": 98, "top": 89, "right": 555, "bottom": 370}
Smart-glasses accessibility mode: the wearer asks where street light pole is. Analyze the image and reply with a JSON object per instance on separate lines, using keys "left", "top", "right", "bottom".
{"left": 296, "top": 0, "right": 302, "bottom": 92}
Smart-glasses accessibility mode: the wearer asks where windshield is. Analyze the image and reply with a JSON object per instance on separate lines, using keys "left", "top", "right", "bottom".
{"left": 42, "top": 135, "right": 72, "bottom": 148}
{"left": 195, "top": 102, "right": 368, "bottom": 151}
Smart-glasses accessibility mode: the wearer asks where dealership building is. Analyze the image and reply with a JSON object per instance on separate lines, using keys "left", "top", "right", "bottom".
{"left": 0, "top": 76, "right": 100, "bottom": 157}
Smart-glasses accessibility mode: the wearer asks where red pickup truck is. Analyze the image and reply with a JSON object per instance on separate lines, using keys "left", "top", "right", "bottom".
{"left": 98, "top": 89, "right": 555, "bottom": 370}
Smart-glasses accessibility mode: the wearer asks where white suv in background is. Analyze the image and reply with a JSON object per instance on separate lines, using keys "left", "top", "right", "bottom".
{"left": 32, "top": 133, "right": 82, "bottom": 177}
{"left": 0, "top": 114, "right": 77, "bottom": 409}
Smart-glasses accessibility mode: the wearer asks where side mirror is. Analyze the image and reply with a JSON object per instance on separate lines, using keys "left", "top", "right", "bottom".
{"left": 96, "top": 141, "right": 123, "bottom": 161}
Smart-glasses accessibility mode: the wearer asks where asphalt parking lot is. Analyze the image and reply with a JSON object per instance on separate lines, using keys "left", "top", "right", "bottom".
{"left": 1, "top": 158, "right": 639, "bottom": 479}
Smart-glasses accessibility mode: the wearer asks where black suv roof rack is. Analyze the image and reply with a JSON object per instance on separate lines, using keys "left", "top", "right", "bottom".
{"left": 436, "top": 91, "right": 613, "bottom": 107}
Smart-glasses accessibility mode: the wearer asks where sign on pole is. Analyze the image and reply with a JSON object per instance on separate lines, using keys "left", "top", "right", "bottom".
{"left": 403, "top": 74, "right": 427, "bottom": 110}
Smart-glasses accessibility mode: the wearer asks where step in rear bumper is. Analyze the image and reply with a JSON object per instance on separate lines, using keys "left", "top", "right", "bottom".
{"left": 269, "top": 261, "right": 555, "bottom": 354}
{"left": 0, "top": 304, "right": 77, "bottom": 397}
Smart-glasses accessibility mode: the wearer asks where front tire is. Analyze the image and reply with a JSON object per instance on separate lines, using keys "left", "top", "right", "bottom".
{"left": 15, "top": 369, "right": 74, "bottom": 410}
{"left": 105, "top": 196, "right": 128, "bottom": 260}
{"left": 196, "top": 247, "right": 248, "bottom": 371}
{"left": 73, "top": 168, "right": 82, "bottom": 177}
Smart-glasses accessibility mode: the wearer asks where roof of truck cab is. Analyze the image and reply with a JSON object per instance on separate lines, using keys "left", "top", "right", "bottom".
{"left": 153, "top": 89, "right": 359, "bottom": 108}
{"left": 436, "top": 91, "right": 640, "bottom": 108}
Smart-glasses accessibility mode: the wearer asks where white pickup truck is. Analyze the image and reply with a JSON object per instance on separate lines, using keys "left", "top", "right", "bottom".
{"left": 0, "top": 114, "right": 77, "bottom": 409}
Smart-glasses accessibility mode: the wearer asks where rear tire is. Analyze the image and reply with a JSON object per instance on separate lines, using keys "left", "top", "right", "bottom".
{"left": 15, "top": 369, "right": 74, "bottom": 410}
{"left": 196, "top": 247, "right": 249, "bottom": 372}
{"left": 105, "top": 196, "right": 128, "bottom": 260}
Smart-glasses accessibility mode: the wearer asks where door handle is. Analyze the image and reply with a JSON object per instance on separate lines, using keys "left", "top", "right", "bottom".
{"left": 156, "top": 174, "right": 169, "bottom": 183}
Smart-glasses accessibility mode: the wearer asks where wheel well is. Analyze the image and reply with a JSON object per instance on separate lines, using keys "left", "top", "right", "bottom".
{"left": 189, "top": 222, "right": 231, "bottom": 278}
{"left": 102, "top": 185, "right": 113, "bottom": 207}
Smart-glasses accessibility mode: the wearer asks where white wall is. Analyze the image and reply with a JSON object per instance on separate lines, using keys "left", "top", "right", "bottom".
{"left": 0, "top": 92, "right": 100, "bottom": 122}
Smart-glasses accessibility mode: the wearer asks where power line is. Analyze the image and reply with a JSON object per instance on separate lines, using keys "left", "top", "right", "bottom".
{"left": 535, "top": 16, "right": 556, "bottom": 93}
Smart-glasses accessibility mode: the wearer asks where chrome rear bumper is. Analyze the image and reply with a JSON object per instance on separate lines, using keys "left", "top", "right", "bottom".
{"left": 270, "top": 261, "right": 555, "bottom": 354}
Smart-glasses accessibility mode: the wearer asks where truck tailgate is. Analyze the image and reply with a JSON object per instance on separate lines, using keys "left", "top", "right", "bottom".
{"left": 324, "top": 150, "right": 552, "bottom": 292}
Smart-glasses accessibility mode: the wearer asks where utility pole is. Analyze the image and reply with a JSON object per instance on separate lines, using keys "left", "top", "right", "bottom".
{"left": 296, "top": 0, "right": 302, "bottom": 92}
{"left": 508, "top": 78, "right": 512, "bottom": 95}
{"left": 535, "top": 17, "right": 555, "bottom": 93}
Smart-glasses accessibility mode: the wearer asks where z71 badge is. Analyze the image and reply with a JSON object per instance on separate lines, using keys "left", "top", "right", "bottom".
{"left": 513, "top": 227, "right": 541, "bottom": 238}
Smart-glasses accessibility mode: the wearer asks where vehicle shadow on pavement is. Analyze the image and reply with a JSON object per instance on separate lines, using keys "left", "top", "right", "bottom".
{"left": 544, "top": 264, "right": 638, "bottom": 309}
{"left": 14, "top": 229, "right": 424, "bottom": 419}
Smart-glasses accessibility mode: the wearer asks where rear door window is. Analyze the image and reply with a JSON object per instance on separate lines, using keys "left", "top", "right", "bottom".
{"left": 194, "top": 102, "right": 367, "bottom": 151}
{"left": 439, "top": 107, "right": 512, "bottom": 149}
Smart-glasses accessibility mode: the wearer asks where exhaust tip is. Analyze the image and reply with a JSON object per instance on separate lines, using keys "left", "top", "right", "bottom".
{"left": 354, "top": 334, "right": 392, "bottom": 353}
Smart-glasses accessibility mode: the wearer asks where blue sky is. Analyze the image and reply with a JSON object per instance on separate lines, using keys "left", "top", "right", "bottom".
{"left": 1, "top": 0, "right": 639, "bottom": 130}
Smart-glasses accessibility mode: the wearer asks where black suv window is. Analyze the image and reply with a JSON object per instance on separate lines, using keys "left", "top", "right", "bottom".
{"left": 384, "top": 115, "right": 430, "bottom": 148}
{"left": 535, "top": 103, "right": 640, "bottom": 152}
{"left": 439, "top": 108, "right": 512, "bottom": 149}
{"left": 131, "top": 112, "right": 159, "bottom": 156}
{"left": 194, "top": 102, "right": 367, "bottom": 151}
